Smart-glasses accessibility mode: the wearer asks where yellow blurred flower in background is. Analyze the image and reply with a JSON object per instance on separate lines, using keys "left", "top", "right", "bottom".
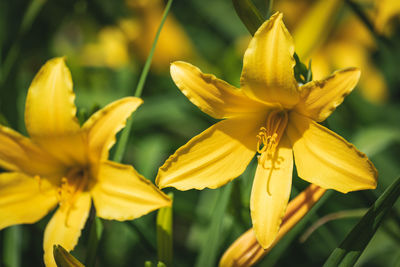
{"left": 81, "top": 27, "right": 130, "bottom": 68}
{"left": 78, "top": 0, "right": 196, "bottom": 71}
{"left": 0, "top": 58, "right": 171, "bottom": 267}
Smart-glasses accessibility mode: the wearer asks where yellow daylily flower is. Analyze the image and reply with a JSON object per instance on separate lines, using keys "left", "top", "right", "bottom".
{"left": 156, "top": 12, "right": 377, "bottom": 249}
{"left": 0, "top": 57, "right": 171, "bottom": 267}
{"left": 219, "top": 185, "right": 326, "bottom": 267}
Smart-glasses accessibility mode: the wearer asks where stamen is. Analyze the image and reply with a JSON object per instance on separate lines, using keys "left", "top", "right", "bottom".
{"left": 256, "top": 110, "right": 289, "bottom": 196}
{"left": 256, "top": 110, "right": 288, "bottom": 160}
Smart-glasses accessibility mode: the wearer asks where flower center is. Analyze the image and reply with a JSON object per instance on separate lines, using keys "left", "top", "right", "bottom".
{"left": 58, "top": 167, "right": 89, "bottom": 208}
{"left": 257, "top": 109, "right": 288, "bottom": 159}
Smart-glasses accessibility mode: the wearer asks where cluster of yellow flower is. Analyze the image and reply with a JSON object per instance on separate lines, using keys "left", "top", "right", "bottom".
{"left": 2, "top": 0, "right": 399, "bottom": 266}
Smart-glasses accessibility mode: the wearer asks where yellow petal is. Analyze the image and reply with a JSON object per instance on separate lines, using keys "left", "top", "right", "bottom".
{"left": 293, "top": 0, "right": 343, "bottom": 59}
{"left": 240, "top": 12, "right": 299, "bottom": 108}
{"left": 83, "top": 97, "right": 143, "bottom": 162}
{"left": 91, "top": 161, "right": 171, "bottom": 221}
{"left": 0, "top": 125, "right": 63, "bottom": 176}
{"left": 250, "top": 134, "right": 293, "bottom": 249}
{"left": 24, "top": 57, "right": 87, "bottom": 166}
{"left": 219, "top": 185, "right": 326, "bottom": 267}
{"left": 25, "top": 57, "right": 80, "bottom": 138}
{"left": 295, "top": 68, "right": 361, "bottom": 122}
{"left": 170, "top": 61, "right": 266, "bottom": 119}
{"left": 0, "top": 172, "right": 58, "bottom": 230}
{"left": 43, "top": 192, "right": 91, "bottom": 267}
{"left": 156, "top": 115, "right": 264, "bottom": 190}
{"left": 287, "top": 112, "right": 378, "bottom": 193}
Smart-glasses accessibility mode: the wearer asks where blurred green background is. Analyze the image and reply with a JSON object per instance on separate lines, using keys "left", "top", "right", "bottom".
{"left": 1, "top": 0, "right": 400, "bottom": 266}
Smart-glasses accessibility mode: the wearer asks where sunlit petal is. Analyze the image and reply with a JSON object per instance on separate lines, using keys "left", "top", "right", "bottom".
{"left": 0, "top": 172, "right": 58, "bottom": 230}
{"left": 250, "top": 134, "right": 293, "bottom": 249}
{"left": 295, "top": 68, "right": 360, "bottom": 122}
{"left": 92, "top": 161, "right": 171, "bottom": 221}
{"left": 24, "top": 57, "right": 86, "bottom": 166}
{"left": 43, "top": 192, "right": 91, "bottom": 267}
{"left": 170, "top": 61, "right": 266, "bottom": 119}
{"left": 240, "top": 12, "right": 299, "bottom": 108}
{"left": 83, "top": 97, "right": 143, "bottom": 162}
{"left": 25, "top": 57, "right": 80, "bottom": 138}
{"left": 287, "top": 112, "right": 377, "bottom": 193}
{"left": 0, "top": 126, "right": 63, "bottom": 176}
{"left": 156, "top": 115, "right": 264, "bottom": 190}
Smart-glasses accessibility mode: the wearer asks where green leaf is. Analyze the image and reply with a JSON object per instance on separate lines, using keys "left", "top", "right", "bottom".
{"left": 157, "top": 193, "right": 174, "bottom": 266}
{"left": 323, "top": 176, "right": 400, "bottom": 267}
{"left": 195, "top": 184, "right": 233, "bottom": 267}
{"left": 352, "top": 126, "right": 400, "bottom": 157}
{"left": 232, "top": 0, "right": 265, "bottom": 36}
{"left": 53, "top": 245, "right": 85, "bottom": 267}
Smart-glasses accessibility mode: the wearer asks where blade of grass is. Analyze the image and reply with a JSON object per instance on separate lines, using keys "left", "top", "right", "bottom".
{"left": 2, "top": 226, "right": 22, "bottom": 267}
{"left": 323, "top": 176, "right": 400, "bottom": 267}
{"left": 299, "top": 209, "right": 367, "bottom": 243}
{"left": 1, "top": 0, "right": 46, "bottom": 85}
{"left": 195, "top": 184, "right": 233, "bottom": 267}
{"left": 113, "top": 0, "right": 173, "bottom": 163}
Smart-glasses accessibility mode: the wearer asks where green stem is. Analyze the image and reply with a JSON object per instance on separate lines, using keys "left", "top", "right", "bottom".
{"left": 85, "top": 215, "right": 103, "bottom": 267}
{"left": 112, "top": 0, "right": 173, "bottom": 163}
{"left": 2, "top": 226, "right": 22, "bottom": 267}
{"left": 232, "top": 0, "right": 265, "bottom": 36}
{"left": 157, "top": 193, "right": 174, "bottom": 266}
